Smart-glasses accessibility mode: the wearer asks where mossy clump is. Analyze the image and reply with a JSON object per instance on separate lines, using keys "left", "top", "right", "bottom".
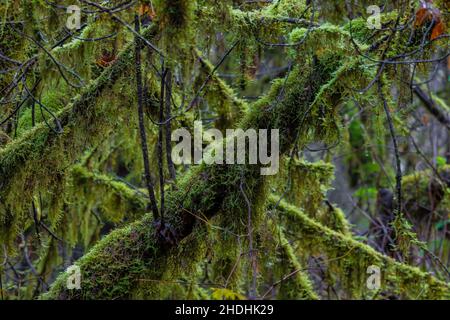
{"left": 402, "top": 165, "right": 450, "bottom": 221}
{"left": 270, "top": 195, "right": 450, "bottom": 299}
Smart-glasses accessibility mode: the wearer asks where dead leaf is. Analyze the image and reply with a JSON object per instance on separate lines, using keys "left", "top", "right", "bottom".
{"left": 431, "top": 20, "right": 445, "bottom": 40}
{"left": 415, "top": 8, "right": 431, "bottom": 27}
{"left": 138, "top": 4, "right": 156, "bottom": 20}
{"left": 96, "top": 51, "right": 117, "bottom": 68}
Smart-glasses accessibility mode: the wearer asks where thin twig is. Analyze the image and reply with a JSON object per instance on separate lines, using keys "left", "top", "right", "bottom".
{"left": 158, "top": 67, "right": 167, "bottom": 221}
{"left": 134, "top": 14, "right": 159, "bottom": 219}
{"left": 378, "top": 80, "right": 402, "bottom": 218}
{"left": 185, "top": 41, "right": 239, "bottom": 112}
{"left": 240, "top": 177, "right": 257, "bottom": 299}
{"left": 165, "top": 69, "right": 177, "bottom": 181}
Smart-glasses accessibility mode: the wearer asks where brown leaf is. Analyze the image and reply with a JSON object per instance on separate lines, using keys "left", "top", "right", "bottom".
{"left": 415, "top": 8, "right": 431, "bottom": 27}
{"left": 138, "top": 4, "right": 149, "bottom": 16}
{"left": 96, "top": 51, "right": 117, "bottom": 68}
{"left": 138, "top": 4, "right": 156, "bottom": 20}
{"left": 431, "top": 20, "right": 445, "bottom": 40}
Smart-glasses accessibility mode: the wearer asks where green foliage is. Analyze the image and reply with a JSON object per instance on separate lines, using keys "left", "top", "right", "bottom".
{"left": 211, "top": 288, "right": 245, "bottom": 300}
{"left": 270, "top": 195, "right": 450, "bottom": 299}
{"left": 1, "top": 0, "right": 448, "bottom": 300}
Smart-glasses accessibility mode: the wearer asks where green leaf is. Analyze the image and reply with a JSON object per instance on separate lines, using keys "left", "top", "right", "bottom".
{"left": 211, "top": 288, "right": 246, "bottom": 300}
{"left": 436, "top": 156, "right": 447, "bottom": 167}
{"left": 354, "top": 187, "right": 377, "bottom": 200}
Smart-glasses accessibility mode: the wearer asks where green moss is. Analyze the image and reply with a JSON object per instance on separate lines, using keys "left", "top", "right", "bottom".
{"left": 42, "top": 49, "right": 344, "bottom": 299}
{"left": 273, "top": 222, "right": 318, "bottom": 299}
{"left": 0, "top": 25, "right": 158, "bottom": 251}
{"left": 195, "top": 49, "right": 247, "bottom": 130}
{"left": 275, "top": 158, "right": 334, "bottom": 212}
{"left": 269, "top": 195, "right": 450, "bottom": 299}
{"left": 402, "top": 165, "right": 450, "bottom": 220}
{"left": 155, "top": 0, "right": 196, "bottom": 65}
{"left": 70, "top": 165, "right": 147, "bottom": 222}
{"left": 156, "top": 0, "right": 196, "bottom": 30}
{"left": 3, "top": 0, "right": 448, "bottom": 301}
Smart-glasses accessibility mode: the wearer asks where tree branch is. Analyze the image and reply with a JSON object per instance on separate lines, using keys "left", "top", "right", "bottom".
{"left": 413, "top": 86, "right": 450, "bottom": 131}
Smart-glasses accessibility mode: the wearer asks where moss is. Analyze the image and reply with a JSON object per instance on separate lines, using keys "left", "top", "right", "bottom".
{"left": 0, "top": 130, "right": 11, "bottom": 147}
{"left": 155, "top": 0, "right": 196, "bottom": 66}
{"left": 15, "top": 83, "right": 69, "bottom": 137}
{"left": 42, "top": 184, "right": 449, "bottom": 299}
{"left": 0, "top": 25, "right": 158, "bottom": 251}
{"left": 273, "top": 222, "right": 318, "bottom": 300}
{"left": 402, "top": 165, "right": 450, "bottom": 220}
{"left": 194, "top": 49, "right": 247, "bottom": 130}
{"left": 269, "top": 195, "right": 450, "bottom": 299}
{"left": 42, "top": 217, "right": 154, "bottom": 299}
{"left": 275, "top": 158, "right": 334, "bottom": 212}
{"left": 156, "top": 0, "right": 195, "bottom": 30}
{"left": 69, "top": 165, "right": 147, "bottom": 222}
{"left": 42, "top": 49, "right": 344, "bottom": 299}
{"left": 3, "top": 0, "right": 447, "bottom": 300}
{"left": 273, "top": 157, "right": 352, "bottom": 234}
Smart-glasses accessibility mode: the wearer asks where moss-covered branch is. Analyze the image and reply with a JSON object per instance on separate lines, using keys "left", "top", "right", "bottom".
{"left": 0, "top": 26, "right": 157, "bottom": 247}
{"left": 43, "top": 164, "right": 449, "bottom": 299}
{"left": 41, "top": 20, "right": 396, "bottom": 296}
{"left": 194, "top": 48, "right": 247, "bottom": 129}
{"left": 70, "top": 165, "right": 147, "bottom": 221}
{"left": 268, "top": 195, "right": 450, "bottom": 299}
{"left": 43, "top": 43, "right": 443, "bottom": 298}
{"left": 271, "top": 222, "right": 319, "bottom": 300}
{"left": 42, "top": 52, "right": 342, "bottom": 299}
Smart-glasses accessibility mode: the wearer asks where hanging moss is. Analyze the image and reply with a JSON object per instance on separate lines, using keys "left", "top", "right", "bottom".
{"left": 69, "top": 165, "right": 147, "bottom": 222}
{"left": 275, "top": 158, "right": 334, "bottom": 212}
{"left": 194, "top": 49, "right": 247, "bottom": 130}
{"left": 155, "top": 0, "right": 197, "bottom": 67}
{"left": 41, "top": 48, "right": 343, "bottom": 299}
{"left": 272, "top": 222, "right": 318, "bottom": 300}
{"left": 402, "top": 165, "right": 450, "bottom": 221}
{"left": 269, "top": 195, "right": 450, "bottom": 299}
{"left": 0, "top": 25, "right": 158, "bottom": 251}
{"left": 2, "top": 1, "right": 447, "bottom": 300}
